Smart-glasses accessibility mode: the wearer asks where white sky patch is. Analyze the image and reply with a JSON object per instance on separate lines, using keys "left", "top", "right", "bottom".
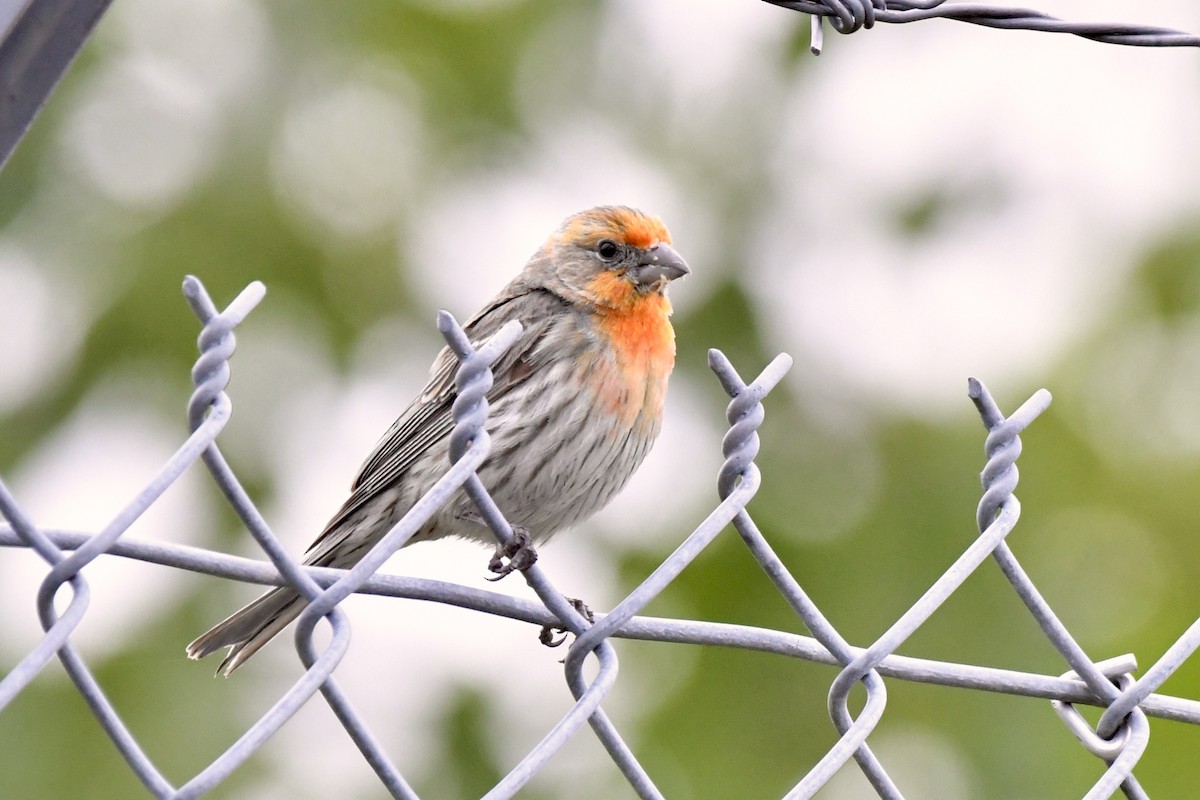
{"left": 270, "top": 63, "right": 423, "bottom": 242}
{"left": 103, "top": 0, "right": 271, "bottom": 109}
{"left": 406, "top": 120, "right": 719, "bottom": 319}
{"left": 62, "top": 0, "right": 272, "bottom": 212}
{"left": 0, "top": 247, "right": 87, "bottom": 414}
{"left": 602, "top": 0, "right": 791, "bottom": 112}
{"left": 754, "top": 208, "right": 1117, "bottom": 416}
{"left": 749, "top": 11, "right": 1200, "bottom": 418}
{"left": 1068, "top": 315, "right": 1200, "bottom": 466}
{"left": 64, "top": 57, "right": 220, "bottom": 210}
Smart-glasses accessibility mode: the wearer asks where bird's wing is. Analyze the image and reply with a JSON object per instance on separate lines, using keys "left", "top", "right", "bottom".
{"left": 304, "top": 286, "right": 568, "bottom": 556}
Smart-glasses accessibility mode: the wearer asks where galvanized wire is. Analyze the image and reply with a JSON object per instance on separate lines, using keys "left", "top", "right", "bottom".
{"left": 4, "top": 277, "right": 1200, "bottom": 799}
{"left": 0, "top": 278, "right": 1190, "bottom": 800}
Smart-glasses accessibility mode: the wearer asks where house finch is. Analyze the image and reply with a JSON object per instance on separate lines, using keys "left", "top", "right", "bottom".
{"left": 187, "top": 205, "right": 689, "bottom": 675}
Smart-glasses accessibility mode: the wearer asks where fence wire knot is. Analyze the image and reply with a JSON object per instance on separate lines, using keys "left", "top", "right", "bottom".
{"left": 1052, "top": 658, "right": 1138, "bottom": 761}
{"left": 710, "top": 349, "right": 778, "bottom": 500}
{"left": 968, "top": 376, "right": 1049, "bottom": 533}
{"left": 439, "top": 312, "right": 523, "bottom": 464}
{"left": 183, "top": 276, "right": 266, "bottom": 431}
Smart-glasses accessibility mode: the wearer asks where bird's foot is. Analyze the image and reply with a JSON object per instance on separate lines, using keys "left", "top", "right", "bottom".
{"left": 539, "top": 597, "right": 595, "bottom": 648}
{"left": 487, "top": 527, "right": 538, "bottom": 580}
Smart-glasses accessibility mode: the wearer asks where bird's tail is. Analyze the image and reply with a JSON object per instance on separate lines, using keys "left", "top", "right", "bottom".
{"left": 186, "top": 586, "right": 308, "bottom": 676}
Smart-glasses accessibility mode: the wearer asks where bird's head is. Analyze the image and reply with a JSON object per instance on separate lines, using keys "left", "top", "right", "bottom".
{"left": 530, "top": 206, "right": 690, "bottom": 311}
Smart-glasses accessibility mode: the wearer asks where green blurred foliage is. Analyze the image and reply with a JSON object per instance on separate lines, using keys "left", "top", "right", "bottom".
{"left": 3, "top": 2, "right": 1200, "bottom": 799}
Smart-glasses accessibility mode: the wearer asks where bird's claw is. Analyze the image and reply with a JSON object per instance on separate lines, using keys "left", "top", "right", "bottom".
{"left": 487, "top": 528, "right": 537, "bottom": 580}
{"left": 538, "top": 597, "right": 595, "bottom": 648}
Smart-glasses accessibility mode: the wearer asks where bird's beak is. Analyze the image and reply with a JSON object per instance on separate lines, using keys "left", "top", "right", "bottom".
{"left": 633, "top": 243, "right": 690, "bottom": 290}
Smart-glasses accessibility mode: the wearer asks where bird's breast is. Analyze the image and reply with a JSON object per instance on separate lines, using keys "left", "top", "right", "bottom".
{"left": 591, "top": 294, "right": 676, "bottom": 428}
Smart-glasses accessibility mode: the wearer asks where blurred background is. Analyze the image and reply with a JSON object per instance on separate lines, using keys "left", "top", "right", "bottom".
{"left": 3, "top": 0, "right": 1200, "bottom": 797}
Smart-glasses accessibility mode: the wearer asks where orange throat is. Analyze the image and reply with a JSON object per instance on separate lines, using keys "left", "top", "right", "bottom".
{"left": 588, "top": 276, "right": 676, "bottom": 426}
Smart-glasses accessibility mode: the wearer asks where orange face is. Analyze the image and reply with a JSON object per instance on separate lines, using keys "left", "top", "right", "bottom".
{"left": 543, "top": 206, "right": 681, "bottom": 425}
{"left": 609, "top": 210, "right": 672, "bottom": 249}
{"left": 582, "top": 268, "right": 670, "bottom": 310}
{"left": 553, "top": 207, "right": 672, "bottom": 254}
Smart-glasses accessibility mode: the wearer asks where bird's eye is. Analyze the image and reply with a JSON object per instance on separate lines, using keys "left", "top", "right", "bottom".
{"left": 596, "top": 239, "right": 621, "bottom": 260}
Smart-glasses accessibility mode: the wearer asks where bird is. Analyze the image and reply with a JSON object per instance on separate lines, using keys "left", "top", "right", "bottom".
{"left": 186, "top": 205, "right": 690, "bottom": 675}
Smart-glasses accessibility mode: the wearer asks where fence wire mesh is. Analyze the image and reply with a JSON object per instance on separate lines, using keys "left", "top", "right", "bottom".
{"left": 4, "top": 277, "right": 1200, "bottom": 799}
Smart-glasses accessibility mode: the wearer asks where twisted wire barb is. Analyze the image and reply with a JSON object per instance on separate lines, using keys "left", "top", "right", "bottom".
{"left": 969, "top": 379, "right": 1150, "bottom": 800}
{"left": 0, "top": 277, "right": 265, "bottom": 798}
{"left": 413, "top": 314, "right": 641, "bottom": 798}
{"left": 703, "top": 351, "right": 900, "bottom": 799}
{"left": 806, "top": 380, "right": 1045, "bottom": 797}
{"left": 183, "top": 280, "right": 416, "bottom": 800}
{"left": 176, "top": 280, "right": 388, "bottom": 800}
{"left": 763, "top": 0, "right": 1200, "bottom": 55}
{"left": 292, "top": 312, "right": 520, "bottom": 800}
{"left": 427, "top": 314, "right": 658, "bottom": 800}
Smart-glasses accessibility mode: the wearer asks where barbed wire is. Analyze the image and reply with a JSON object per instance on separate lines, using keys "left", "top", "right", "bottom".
{"left": 4, "top": 276, "right": 1200, "bottom": 799}
{"left": 5, "top": 2, "right": 1198, "bottom": 168}
{"left": 762, "top": 1, "right": 1200, "bottom": 55}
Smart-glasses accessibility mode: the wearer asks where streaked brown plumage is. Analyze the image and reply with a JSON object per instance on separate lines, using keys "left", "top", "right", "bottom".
{"left": 187, "top": 205, "right": 689, "bottom": 675}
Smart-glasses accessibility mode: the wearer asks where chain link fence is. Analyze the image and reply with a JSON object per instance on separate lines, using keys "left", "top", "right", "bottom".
{"left": 3, "top": 276, "right": 1200, "bottom": 799}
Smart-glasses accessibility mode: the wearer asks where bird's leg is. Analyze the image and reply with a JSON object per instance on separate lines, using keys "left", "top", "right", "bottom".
{"left": 487, "top": 527, "right": 538, "bottom": 580}
{"left": 539, "top": 597, "right": 595, "bottom": 648}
